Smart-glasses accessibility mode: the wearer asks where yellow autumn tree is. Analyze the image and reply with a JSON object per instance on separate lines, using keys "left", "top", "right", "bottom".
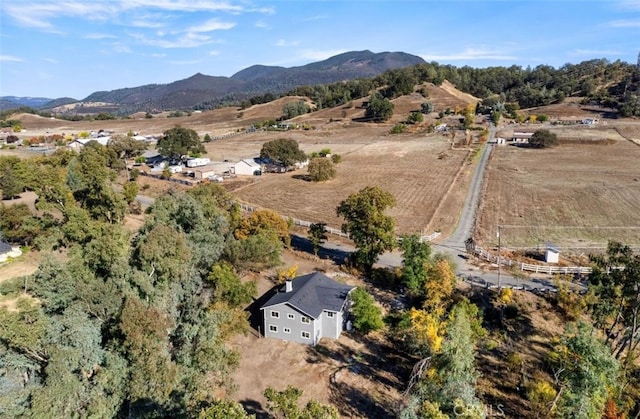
{"left": 409, "top": 308, "right": 445, "bottom": 354}
{"left": 276, "top": 265, "right": 298, "bottom": 283}
{"left": 424, "top": 258, "right": 457, "bottom": 313}
{"left": 234, "top": 209, "right": 291, "bottom": 246}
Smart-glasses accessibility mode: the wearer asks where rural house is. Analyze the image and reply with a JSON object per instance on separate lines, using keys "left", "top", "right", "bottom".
{"left": 0, "top": 238, "right": 22, "bottom": 263}
{"left": 232, "top": 158, "right": 262, "bottom": 176}
{"left": 260, "top": 272, "right": 355, "bottom": 345}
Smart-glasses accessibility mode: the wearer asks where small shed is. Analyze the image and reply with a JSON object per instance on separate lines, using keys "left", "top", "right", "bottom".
{"left": 545, "top": 243, "right": 560, "bottom": 264}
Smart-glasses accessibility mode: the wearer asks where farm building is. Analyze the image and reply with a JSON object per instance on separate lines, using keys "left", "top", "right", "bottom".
{"left": 511, "top": 131, "right": 534, "bottom": 143}
{"left": 260, "top": 272, "right": 355, "bottom": 346}
{"left": 232, "top": 159, "right": 262, "bottom": 176}
{"left": 68, "top": 137, "right": 110, "bottom": 150}
{"left": 545, "top": 243, "right": 560, "bottom": 264}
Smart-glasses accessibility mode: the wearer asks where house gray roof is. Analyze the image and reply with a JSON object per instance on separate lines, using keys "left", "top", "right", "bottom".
{"left": 0, "top": 241, "right": 13, "bottom": 254}
{"left": 261, "top": 272, "right": 355, "bottom": 319}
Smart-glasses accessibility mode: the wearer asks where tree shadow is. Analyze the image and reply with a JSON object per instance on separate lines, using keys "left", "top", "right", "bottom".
{"left": 245, "top": 283, "right": 281, "bottom": 335}
{"left": 291, "top": 174, "right": 311, "bottom": 182}
{"left": 239, "top": 398, "right": 269, "bottom": 419}
{"left": 330, "top": 379, "right": 399, "bottom": 418}
{"left": 289, "top": 235, "right": 350, "bottom": 266}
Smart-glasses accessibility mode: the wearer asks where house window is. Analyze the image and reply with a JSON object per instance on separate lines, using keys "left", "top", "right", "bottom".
{"left": 301, "top": 331, "right": 310, "bottom": 339}
{"left": 284, "top": 327, "right": 291, "bottom": 334}
{"left": 269, "top": 325, "right": 278, "bottom": 333}
{"left": 270, "top": 310, "right": 279, "bottom": 318}
{"left": 327, "top": 312, "right": 334, "bottom": 318}
{"left": 287, "top": 313, "right": 295, "bottom": 320}
{"left": 301, "top": 316, "right": 310, "bottom": 324}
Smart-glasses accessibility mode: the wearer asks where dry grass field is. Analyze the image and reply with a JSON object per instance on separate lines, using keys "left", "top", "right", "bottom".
{"left": 476, "top": 125, "right": 640, "bottom": 255}
{"left": 221, "top": 127, "right": 473, "bottom": 237}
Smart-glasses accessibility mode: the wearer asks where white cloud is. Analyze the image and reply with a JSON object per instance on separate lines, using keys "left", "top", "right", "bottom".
{"left": 421, "top": 47, "right": 517, "bottom": 61}
{"left": 303, "top": 14, "right": 327, "bottom": 21}
{"left": 254, "top": 20, "right": 270, "bottom": 29}
{"left": 617, "top": 0, "right": 640, "bottom": 10}
{"left": 85, "top": 33, "right": 118, "bottom": 40}
{"left": 131, "top": 20, "right": 166, "bottom": 29}
{"left": 209, "top": 50, "right": 220, "bottom": 56}
{"left": 275, "top": 39, "right": 299, "bottom": 47}
{"left": 3, "top": 2, "right": 118, "bottom": 29}
{"left": 169, "top": 59, "right": 202, "bottom": 65}
{"left": 607, "top": 18, "right": 640, "bottom": 27}
{"left": 42, "top": 58, "right": 59, "bottom": 64}
{"left": 3, "top": 0, "right": 265, "bottom": 30}
{"left": 0, "top": 55, "right": 23, "bottom": 62}
{"left": 134, "top": 32, "right": 213, "bottom": 48}
{"left": 190, "top": 18, "right": 236, "bottom": 32}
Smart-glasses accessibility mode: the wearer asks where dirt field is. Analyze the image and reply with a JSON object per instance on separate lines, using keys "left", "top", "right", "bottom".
{"left": 476, "top": 125, "right": 640, "bottom": 254}
{"left": 215, "top": 126, "right": 472, "bottom": 237}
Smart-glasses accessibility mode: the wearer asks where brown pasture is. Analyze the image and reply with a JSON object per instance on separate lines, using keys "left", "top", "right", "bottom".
{"left": 476, "top": 125, "right": 640, "bottom": 253}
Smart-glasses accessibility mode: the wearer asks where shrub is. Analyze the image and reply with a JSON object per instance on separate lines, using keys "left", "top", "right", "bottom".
{"left": 390, "top": 123, "right": 406, "bottom": 134}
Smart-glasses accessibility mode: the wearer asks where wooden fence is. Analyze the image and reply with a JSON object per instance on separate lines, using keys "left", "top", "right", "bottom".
{"left": 238, "top": 203, "right": 440, "bottom": 242}
{"left": 469, "top": 244, "right": 592, "bottom": 275}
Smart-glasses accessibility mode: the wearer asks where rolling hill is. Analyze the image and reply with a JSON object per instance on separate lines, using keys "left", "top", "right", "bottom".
{"left": 73, "top": 50, "right": 425, "bottom": 114}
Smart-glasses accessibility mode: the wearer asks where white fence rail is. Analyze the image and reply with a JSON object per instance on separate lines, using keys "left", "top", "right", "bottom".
{"left": 469, "top": 244, "right": 592, "bottom": 275}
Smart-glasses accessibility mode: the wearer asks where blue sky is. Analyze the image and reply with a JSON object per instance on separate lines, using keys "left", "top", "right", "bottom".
{"left": 1, "top": 0, "right": 639, "bottom": 99}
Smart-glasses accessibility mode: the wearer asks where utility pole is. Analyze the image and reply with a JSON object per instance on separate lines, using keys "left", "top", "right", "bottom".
{"left": 497, "top": 224, "right": 502, "bottom": 289}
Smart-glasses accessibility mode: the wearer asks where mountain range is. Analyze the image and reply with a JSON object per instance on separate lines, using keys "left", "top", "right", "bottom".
{"left": 0, "top": 50, "right": 425, "bottom": 114}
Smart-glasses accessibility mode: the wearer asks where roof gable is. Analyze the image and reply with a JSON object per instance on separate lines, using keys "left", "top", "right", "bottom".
{"left": 261, "top": 272, "right": 354, "bottom": 319}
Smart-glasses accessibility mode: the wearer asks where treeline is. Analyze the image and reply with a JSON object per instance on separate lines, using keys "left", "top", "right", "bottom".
{"left": 267, "top": 58, "right": 640, "bottom": 117}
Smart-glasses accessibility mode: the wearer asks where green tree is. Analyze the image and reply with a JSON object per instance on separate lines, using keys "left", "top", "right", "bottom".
{"left": 260, "top": 138, "right": 307, "bottom": 167}
{"left": 283, "top": 100, "right": 310, "bottom": 119}
{"left": 529, "top": 129, "right": 559, "bottom": 148}
{"left": 350, "top": 288, "right": 384, "bottom": 334}
{"left": 157, "top": 126, "right": 205, "bottom": 159}
{"left": 107, "top": 135, "right": 147, "bottom": 160}
{"left": 208, "top": 261, "right": 257, "bottom": 307}
{"left": 307, "top": 158, "right": 336, "bottom": 182}
{"left": 308, "top": 222, "right": 328, "bottom": 256}
{"left": 588, "top": 241, "right": 640, "bottom": 365}
{"left": 365, "top": 92, "right": 394, "bottom": 122}
{"left": 421, "top": 102, "right": 434, "bottom": 114}
{"left": 400, "top": 235, "right": 432, "bottom": 299}
{"left": 403, "top": 303, "right": 485, "bottom": 418}
{"left": 122, "top": 180, "right": 139, "bottom": 204}
{"left": 199, "top": 399, "right": 255, "bottom": 419}
{"left": 0, "top": 156, "right": 27, "bottom": 199}
{"left": 263, "top": 385, "right": 338, "bottom": 419}
{"left": 408, "top": 111, "right": 424, "bottom": 124}
{"left": 203, "top": 133, "right": 213, "bottom": 143}
{"left": 336, "top": 186, "right": 396, "bottom": 273}
{"left": 548, "top": 321, "right": 619, "bottom": 419}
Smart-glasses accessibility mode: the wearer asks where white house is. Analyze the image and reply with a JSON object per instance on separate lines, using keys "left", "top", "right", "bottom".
{"left": 232, "top": 159, "right": 262, "bottom": 176}
{"left": 68, "top": 137, "right": 110, "bottom": 150}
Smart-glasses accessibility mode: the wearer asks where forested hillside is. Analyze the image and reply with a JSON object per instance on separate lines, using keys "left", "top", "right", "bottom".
{"left": 0, "top": 144, "right": 292, "bottom": 417}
